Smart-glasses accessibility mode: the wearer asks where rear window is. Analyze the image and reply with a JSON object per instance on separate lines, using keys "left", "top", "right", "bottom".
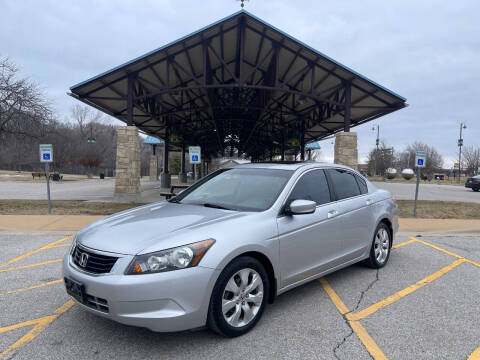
{"left": 355, "top": 175, "right": 368, "bottom": 194}
{"left": 327, "top": 169, "right": 361, "bottom": 200}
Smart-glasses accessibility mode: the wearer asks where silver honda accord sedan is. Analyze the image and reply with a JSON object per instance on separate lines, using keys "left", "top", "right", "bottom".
{"left": 63, "top": 162, "right": 398, "bottom": 337}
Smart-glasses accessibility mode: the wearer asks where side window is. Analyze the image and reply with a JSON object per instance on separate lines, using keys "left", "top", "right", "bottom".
{"left": 327, "top": 169, "right": 361, "bottom": 200}
{"left": 287, "top": 170, "right": 331, "bottom": 206}
{"left": 355, "top": 175, "right": 368, "bottom": 194}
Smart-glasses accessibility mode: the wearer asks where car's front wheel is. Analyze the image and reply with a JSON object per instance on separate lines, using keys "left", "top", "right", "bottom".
{"left": 208, "top": 256, "right": 269, "bottom": 337}
{"left": 364, "top": 222, "right": 391, "bottom": 268}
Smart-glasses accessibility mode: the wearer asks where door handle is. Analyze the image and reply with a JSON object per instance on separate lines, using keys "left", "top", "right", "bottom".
{"left": 366, "top": 198, "right": 373, "bottom": 205}
{"left": 327, "top": 210, "right": 339, "bottom": 219}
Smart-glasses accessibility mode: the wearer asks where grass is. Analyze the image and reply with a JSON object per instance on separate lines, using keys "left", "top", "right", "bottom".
{"left": 0, "top": 199, "right": 479, "bottom": 219}
{"left": 0, "top": 200, "right": 144, "bottom": 215}
{"left": 396, "top": 200, "right": 480, "bottom": 219}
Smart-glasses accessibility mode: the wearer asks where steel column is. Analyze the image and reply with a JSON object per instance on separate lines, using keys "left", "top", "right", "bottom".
{"left": 344, "top": 81, "right": 352, "bottom": 132}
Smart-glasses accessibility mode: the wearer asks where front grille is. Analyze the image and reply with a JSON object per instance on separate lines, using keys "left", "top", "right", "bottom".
{"left": 86, "top": 294, "right": 109, "bottom": 313}
{"left": 72, "top": 246, "right": 118, "bottom": 274}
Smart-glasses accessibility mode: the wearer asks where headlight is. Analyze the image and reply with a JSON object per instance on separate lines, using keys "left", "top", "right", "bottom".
{"left": 70, "top": 235, "right": 77, "bottom": 255}
{"left": 126, "top": 239, "right": 215, "bottom": 275}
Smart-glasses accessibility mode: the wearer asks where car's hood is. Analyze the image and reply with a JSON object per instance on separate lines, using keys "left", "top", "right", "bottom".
{"left": 76, "top": 202, "right": 243, "bottom": 255}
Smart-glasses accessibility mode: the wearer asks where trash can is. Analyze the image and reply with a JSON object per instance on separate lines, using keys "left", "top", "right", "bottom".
{"left": 52, "top": 173, "right": 61, "bottom": 181}
{"left": 100, "top": 173, "right": 105, "bottom": 179}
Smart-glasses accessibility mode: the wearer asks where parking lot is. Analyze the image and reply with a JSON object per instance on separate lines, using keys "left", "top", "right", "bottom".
{"left": 0, "top": 229, "right": 479, "bottom": 360}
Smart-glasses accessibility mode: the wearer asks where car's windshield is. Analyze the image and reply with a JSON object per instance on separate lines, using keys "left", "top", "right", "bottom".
{"left": 172, "top": 168, "right": 293, "bottom": 211}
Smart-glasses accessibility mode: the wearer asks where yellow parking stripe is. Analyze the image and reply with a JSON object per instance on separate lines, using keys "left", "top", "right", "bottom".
{"left": 319, "top": 278, "right": 388, "bottom": 360}
{"left": 0, "top": 279, "right": 63, "bottom": 297}
{"left": 392, "top": 239, "right": 416, "bottom": 249}
{"left": 0, "top": 259, "right": 62, "bottom": 273}
{"left": 0, "top": 235, "right": 73, "bottom": 268}
{"left": 0, "top": 300, "right": 74, "bottom": 359}
{"left": 410, "top": 237, "right": 480, "bottom": 267}
{"left": 469, "top": 347, "right": 480, "bottom": 360}
{"left": 410, "top": 237, "right": 464, "bottom": 259}
{"left": 348, "top": 259, "right": 466, "bottom": 321}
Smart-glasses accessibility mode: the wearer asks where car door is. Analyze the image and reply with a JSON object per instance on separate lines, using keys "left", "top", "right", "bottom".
{"left": 277, "top": 169, "right": 346, "bottom": 288}
{"left": 325, "top": 169, "right": 376, "bottom": 262}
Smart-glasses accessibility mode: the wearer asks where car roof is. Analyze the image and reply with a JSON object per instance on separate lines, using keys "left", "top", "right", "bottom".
{"left": 231, "top": 162, "right": 354, "bottom": 172}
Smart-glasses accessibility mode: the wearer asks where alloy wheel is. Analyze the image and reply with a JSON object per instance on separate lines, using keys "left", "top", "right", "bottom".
{"left": 374, "top": 227, "right": 390, "bottom": 264}
{"left": 222, "top": 268, "right": 264, "bottom": 328}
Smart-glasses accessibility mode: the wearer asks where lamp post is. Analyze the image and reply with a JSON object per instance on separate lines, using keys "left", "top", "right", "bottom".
{"left": 458, "top": 123, "right": 467, "bottom": 182}
{"left": 372, "top": 125, "right": 379, "bottom": 176}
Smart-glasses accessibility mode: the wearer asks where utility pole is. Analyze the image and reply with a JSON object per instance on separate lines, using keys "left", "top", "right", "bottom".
{"left": 372, "top": 125, "right": 380, "bottom": 176}
{"left": 458, "top": 123, "right": 467, "bottom": 183}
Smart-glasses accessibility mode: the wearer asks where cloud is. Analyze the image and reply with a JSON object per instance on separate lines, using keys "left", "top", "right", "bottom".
{"left": 1, "top": 0, "right": 478, "bottom": 162}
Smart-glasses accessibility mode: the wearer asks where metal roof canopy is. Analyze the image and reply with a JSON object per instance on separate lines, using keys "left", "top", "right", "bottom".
{"left": 69, "top": 10, "right": 406, "bottom": 160}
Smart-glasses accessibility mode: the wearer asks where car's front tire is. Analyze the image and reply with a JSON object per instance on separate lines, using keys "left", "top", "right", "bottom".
{"left": 364, "top": 222, "right": 391, "bottom": 269}
{"left": 207, "top": 256, "right": 269, "bottom": 337}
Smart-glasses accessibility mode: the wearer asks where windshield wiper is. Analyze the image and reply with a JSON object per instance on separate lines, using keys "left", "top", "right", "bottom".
{"left": 202, "top": 203, "right": 235, "bottom": 211}
{"left": 168, "top": 197, "right": 181, "bottom": 203}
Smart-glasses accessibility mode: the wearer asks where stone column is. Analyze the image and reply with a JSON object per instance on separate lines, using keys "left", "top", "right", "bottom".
{"left": 114, "top": 126, "right": 141, "bottom": 202}
{"left": 149, "top": 155, "right": 158, "bottom": 181}
{"left": 334, "top": 132, "right": 358, "bottom": 170}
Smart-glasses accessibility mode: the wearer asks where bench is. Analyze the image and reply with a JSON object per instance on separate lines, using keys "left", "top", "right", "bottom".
{"left": 161, "top": 184, "right": 190, "bottom": 200}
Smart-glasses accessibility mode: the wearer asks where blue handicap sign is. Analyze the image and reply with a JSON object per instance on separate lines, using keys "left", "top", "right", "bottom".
{"left": 417, "top": 159, "right": 423, "bottom": 166}
{"left": 192, "top": 155, "right": 199, "bottom": 161}
{"left": 43, "top": 153, "right": 50, "bottom": 160}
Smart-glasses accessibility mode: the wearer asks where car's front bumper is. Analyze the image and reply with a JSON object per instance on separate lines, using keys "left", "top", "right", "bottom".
{"left": 62, "top": 253, "right": 220, "bottom": 332}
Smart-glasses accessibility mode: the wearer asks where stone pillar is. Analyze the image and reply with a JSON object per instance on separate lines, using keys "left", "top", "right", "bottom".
{"left": 334, "top": 132, "right": 358, "bottom": 170}
{"left": 179, "top": 143, "right": 187, "bottom": 183}
{"left": 149, "top": 155, "right": 158, "bottom": 181}
{"left": 114, "top": 126, "right": 141, "bottom": 202}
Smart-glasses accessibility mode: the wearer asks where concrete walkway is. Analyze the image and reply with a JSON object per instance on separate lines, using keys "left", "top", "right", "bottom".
{"left": 0, "top": 215, "right": 479, "bottom": 233}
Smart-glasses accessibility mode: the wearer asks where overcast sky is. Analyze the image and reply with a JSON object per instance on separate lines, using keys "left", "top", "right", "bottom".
{"left": 1, "top": 0, "right": 479, "bottom": 165}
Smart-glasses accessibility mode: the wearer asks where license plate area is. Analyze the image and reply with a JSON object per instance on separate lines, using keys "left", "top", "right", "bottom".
{"left": 64, "top": 277, "right": 86, "bottom": 304}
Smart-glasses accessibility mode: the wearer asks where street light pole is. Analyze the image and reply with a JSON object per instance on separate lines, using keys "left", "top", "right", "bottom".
{"left": 372, "top": 125, "right": 380, "bottom": 176}
{"left": 458, "top": 123, "right": 466, "bottom": 183}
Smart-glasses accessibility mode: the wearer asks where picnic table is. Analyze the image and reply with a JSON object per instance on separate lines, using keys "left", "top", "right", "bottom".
{"left": 160, "top": 184, "right": 190, "bottom": 200}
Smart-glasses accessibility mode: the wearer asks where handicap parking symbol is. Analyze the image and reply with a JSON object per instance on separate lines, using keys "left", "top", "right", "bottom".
{"left": 192, "top": 155, "right": 199, "bottom": 162}
{"left": 43, "top": 153, "right": 50, "bottom": 161}
{"left": 417, "top": 159, "right": 423, "bottom": 166}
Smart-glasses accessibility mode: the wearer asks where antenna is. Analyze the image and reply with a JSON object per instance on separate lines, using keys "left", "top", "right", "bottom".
{"left": 237, "top": 0, "right": 249, "bottom": 8}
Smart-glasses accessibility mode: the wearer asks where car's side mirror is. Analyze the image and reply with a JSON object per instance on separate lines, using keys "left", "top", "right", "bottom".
{"left": 285, "top": 199, "right": 316, "bottom": 215}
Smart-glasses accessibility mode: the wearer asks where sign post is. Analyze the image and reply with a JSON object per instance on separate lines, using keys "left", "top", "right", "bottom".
{"left": 188, "top": 146, "right": 201, "bottom": 181}
{"left": 39, "top": 144, "right": 53, "bottom": 214}
{"left": 413, "top": 150, "right": 427, "bottom": 217}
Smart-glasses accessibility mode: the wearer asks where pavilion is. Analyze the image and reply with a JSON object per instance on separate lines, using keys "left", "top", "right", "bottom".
{"left": 69, "top": 10, "right": 406, "bottom": 200}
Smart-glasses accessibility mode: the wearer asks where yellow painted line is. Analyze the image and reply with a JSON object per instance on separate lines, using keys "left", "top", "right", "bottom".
{"left": 0, "top": 279, "right": 63, "bottom": 297}
{"left": 349, "top": 320, "right": 388, "bottom": 360}
{"left": 0, "top": 300, "right": 74, "bottom": 358}
{"left": 319, "top": 277, "right": 388, "bottom": 360}
{"left": 0, "top": 235, "right": 73, "bottom": 268}
{"left": 410, "top": 237, "right": 480, "bottom": 268}
{"left": 348, "top": 259, "right": 466, "bottom": 321}
{"left": 469, "top": 347, "right": 480, "bottom": 360}
{"left": 409, "top": 236, "right": 464, "bottom": 259}
{"left": 48, "top": 243, "right": 72, "bottom": 249}
{"left": 0, "top": 259, "right": 62, "bottom": 273}
{"left": 318, "top": 277, "right": 349, "bottom": 314}
{"left": 392, "top": 239, "right": 416, "bottom": 249}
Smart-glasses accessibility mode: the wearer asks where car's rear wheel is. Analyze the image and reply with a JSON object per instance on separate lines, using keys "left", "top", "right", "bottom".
{"left": 364, "top": 223, "right": 391, "bottom": 268}
{"left": 473, "top": 188, "right": 479, "bottom": 192}
{"left": 208, "top": 256, "right": 269, "bottom": 337}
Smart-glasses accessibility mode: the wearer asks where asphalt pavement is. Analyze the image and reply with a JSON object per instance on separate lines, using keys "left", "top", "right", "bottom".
{"left": 0, "top": 229, "right": 479, "bottom": 359}
{"left": 372, "top": 181, "right": 480, "bottom": 203}
{"left": 1, "top": 178, "right": 479, "bottom": 204}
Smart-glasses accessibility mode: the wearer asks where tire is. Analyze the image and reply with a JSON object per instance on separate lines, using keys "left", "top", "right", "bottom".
{"left": 207, "top": 256, "right": 269, "bottom": 337}
{"left": 363, "top": 222, "right": 391, "bottom": 269}
{"left": 473, "top": 188, "right": 479, "bottom": 192}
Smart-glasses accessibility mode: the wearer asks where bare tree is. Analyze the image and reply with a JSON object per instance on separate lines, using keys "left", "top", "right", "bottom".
{"left": 461, "top": 145, "right": 480, "bottom": 176}
{"left": 400, "top": 142, "right": 443, "bottom": 175}
{"left": 0, "top": 57, "right": 52, "bottom": 138}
